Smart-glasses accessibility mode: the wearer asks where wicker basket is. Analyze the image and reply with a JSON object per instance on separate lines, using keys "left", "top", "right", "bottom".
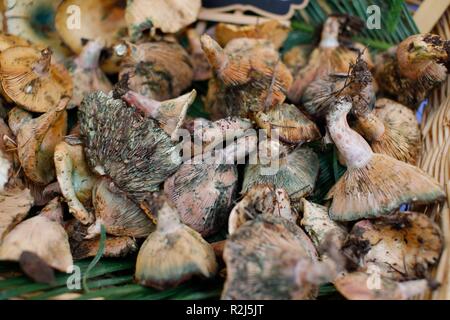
{"left": 416, "top": 5, "right": 450, "bottom": 300}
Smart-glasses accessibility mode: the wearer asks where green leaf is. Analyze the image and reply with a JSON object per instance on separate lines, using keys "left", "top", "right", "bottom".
{"left": 82, "top": 224, "right": 107, "bottom": 292}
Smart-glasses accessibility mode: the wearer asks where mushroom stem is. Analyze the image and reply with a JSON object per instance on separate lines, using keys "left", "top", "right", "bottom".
{"left": 200, "top": 34, "right": 229, "bottom": 75}
{"left": 122, "top": 91, "right": 161, "bottom": 117}
{"left": 33, "top": 48, "right": 52, "bottom": 75}
{"left": 75, "top": 39, "right": 105, "bottom": 70}
{"left": 326, "top": 98, "right": 373, "bottom": 169}
{"left": 319, "top": 17, "right": 340, "bottom": 49}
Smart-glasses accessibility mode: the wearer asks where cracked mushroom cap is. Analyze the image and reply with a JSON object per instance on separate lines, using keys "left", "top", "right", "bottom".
{"left": 0, "top": 46, "right": 73, "bottom": 112}
{"left": 222, "top": 214, "right": 320, "bottom": 300}
{"left": 78, "top": 91, "right": 182, "bottom": 202}
{"left": 255, "top": 103, "right": 321, "bottom": 144}
{"left": 126, "top": 0, "right": 201, "bottom": 39}
{"left": 118, "top": 41, "right": 193, "bottom": 101}
{"left": 17, "top": 102, "right": 68, "bottom": 185}
{"left": 215, "top": 20, "right": 290, "bottom": 50}
{"left": 0, "top": 187, "right": 34, "bottom": 244}
{"left": 88, "top": 178, "right": 155, "bottom": 239}
{"left": 55, "top": 0, "right": 127, "bottom": 54}
{"left": 0, "top": 198, "right": 73, "bottom": 273}
{"left": 3, "top": 0, "right": 71, "bottom": 60}
{"left": 135, "top": 199, "right": 217, "bottom": 290}
{"left": 343, "top": 212, "right": 442, "bottom": 281}
{"left": 228, "top": 184, "right": 296, "bottom": 235}
{"left": 54, "top": 140, "right": 96, "bottom": 225}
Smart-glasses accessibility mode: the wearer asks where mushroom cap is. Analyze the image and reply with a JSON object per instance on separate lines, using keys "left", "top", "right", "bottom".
{"left": 126, "top": 0, "right": 201, "bottom": 37}
{"left": 300, "top": 199, "right": 347, "bottom": 250}
{"left": 164, "top": 163, "right": 238, "bottom": 237}
{"left": 334, "top": 272, "right": 428, "bottom": 300}
{"left": 255, "top": 103, "right": 321, "bottom": 144}
{"left": 17, "top": 105, "right": 68, "bottom": 185}
{"left": 54, "top": 141, "right": 96, "bottom": 224}
{"left": 135, "top": 200, "right": 217, "bottom": 290}
{"left": 368, "top": 98, "right": 421, "bottom": 164}
{"left": 0, "top": 187, "right": 34, "bottom": 243}
{"left": 0, "top": 46, "right": 73, "bottom": 112}
{"left": 282, "top": 45, "right": 313, "bottom": 75}
{"left": 222, "top": 214, "right": 319, "bottom": 300}
{"left": 79, "top": 91, "right": 182, "bottom": 201}
{"left": 243, "top": 147, "right": 319, "bottom": 202}
{"left": 326, "top": 154, "right": 446, "bottom": 221}
{"left": 0, "top": 198, "right": 73, "bottom": 272}
{"left": 343, "top": 212, "right": 442, "bottom": 281}
{"left": 228, "top": 184, "right": 295, "bottom": 235}
{"left": 7, "top": 106, "right": 33, "bottom": 136}
{"left": 118, "top": 41, "right": 193, "bottom": 101}
{"left": 215, "top": 20, "right": 290, "bottom": 50}
{"left": 0, "top": 33, "right": 33, "bottom": 52}
{"left": 186, "top": 28, "right": 213, "bottom": 81}
{"left": 3, "top": 0, "right": 71, "bottom": 60}
{"left": 90, "top": 178, "right": 155, "bottom": 238}
{"left": 55, "top": 0, "right": 127, "bottom": 54}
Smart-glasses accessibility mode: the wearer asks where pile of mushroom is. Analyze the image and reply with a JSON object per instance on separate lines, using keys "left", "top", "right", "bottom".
{"left": 0, "top": 2, "right": 449, "bottom": 301}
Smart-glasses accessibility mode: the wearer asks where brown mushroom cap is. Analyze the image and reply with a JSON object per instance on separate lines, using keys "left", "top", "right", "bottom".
{"left": 343, "top": 212, "right": 442, "bottom": 281}
{"left": 55, "top": 0, "right": 127, "bottom": 54}
{"left": 125, "top": 0, "right": 201, "bottom": 37}
{"left": 0, "top": 46, "right": 73, "bottom": 112}
{"left": 255, "top": 103, "right": 321, "bottom": 144}
{"left": 0, "top": 33, "right": 32, "bottom": 52}
{"left": 89, "top": 178, "right": 155, "bottom": 239}
{"left": 118, "top": 41, "right": 193, "bottom": 101}
{"left": 0, "top": 187, "right": 34, "bottom": 243}
{"left": 135, "top": 200, "right": 217, "bottom": 290}
{"left": 215, "top": 20, "right": 290, "bottom": 50}
{"left": 17, "top": 104, "right": 68, "bottom": 185}
{"left": 222, "top": 214, "right": 319, "bottom": 300}
{"left": 0, "top": 198, "right": 73, "bottom": 272}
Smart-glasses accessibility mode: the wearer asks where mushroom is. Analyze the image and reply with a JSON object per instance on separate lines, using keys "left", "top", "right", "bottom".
{"left": 201, "top": 35, "right": 293, "bottom": 120}
{"left": 125, "top": 0, "right": 201, "bottom": 39}
{"left": 164, "top": 123, "right": 258, "bottom": 237}
{"left": 17, "top": 100, "right": 68, "bottom": 185}
{"left": 122, "top": 89, "right": 196, "bottom": 140}
{"left": 334, "top": 272, "right": 429, "bottom": 300}
{"left": 3, "top": 0, "right": 71, "bottom": 60}
{"left": 325, "top": 97, "right": 445, "bottom": 221}
{"left": 118, "top": 41, "right": 193, "bottom": 101}
{"left": 300, "top": 199, "right": 347, "bottom": 250}
{"left": 186, "top": 28, "right": 212, "bottom": 81}
{"left": 7, "top": 106, "right": 33, "bottom": 136}
{"left": 78, "top": 91, "right": 182, "bottom": 202}
{"left": 254, "top": 103, "right": 321, "bottom": 144}
{"left": 87, "top": 177, "right": 155, "bottom": 239}
{"left": 242, "top": 142, "right": 320, "bottom": 204}
{"left": 374, "top": 34, "right": 450, "bottom": 107}
{"left": 355, "top": 98, "right": 421, "bottom": 165}
{"left": 0, "top": 33, "right": 32, "bottom": 52}
{"left": 215, "top": 20, "right": 290, "bottom": 50}
{"left": 55, "top": 0, "right": 127, "bottom": 54}
{"left": 54, "top": 140, "right": 96, "bottom": 225}
{"left": 135, "top": 198, "right": 217, "bottom": 290}
{"left": 0, "top": 198, "right": 73, "bottom": 273}
{"left": 0, "top": 118, "right": 14, "bottom": 191}
{"left": 342, "top": 212, "right": 442, "bottom": 281}
{"left": 0, "top": 46, "right": 73, "bottom": 112}
{"left": 65, "top": 219, "right": 137, "bottom": 260}
{"left": 288, "top": 15, "right": 372, "bottom": 103}
{"left": 228, "top": 184, "right": 296, "bottom": 235}
{"left": 282, "top": 44, "right": 312, "bottom": 75}
{"left": 222, "top": 214, "right": 336, "bottom": 300}
{"left": 67, "top": 39, "right": 113, "bottom": 109}
{"left": 0, "top": 187, "right": 34, "bottom": 244}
